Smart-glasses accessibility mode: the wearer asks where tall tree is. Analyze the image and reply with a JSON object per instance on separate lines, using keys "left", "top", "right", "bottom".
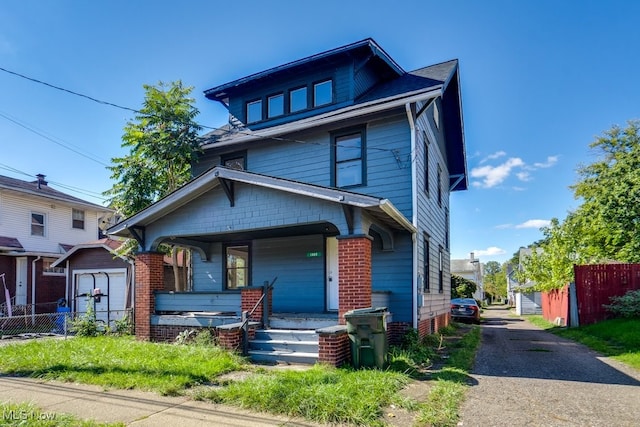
{"left": 105, "top": 81, "right": 202, "bottom": 216}
{"left": 571, "top": 120, "right": 640, "bottom": 262}
{"left": 451, "top": 274, "right": 477, "bottom": 299}
{"left": 105, "top": 81, "right": 202, "bottom": 290}
{"left": 483, "top": 261, "right": 506, "bottom": 300}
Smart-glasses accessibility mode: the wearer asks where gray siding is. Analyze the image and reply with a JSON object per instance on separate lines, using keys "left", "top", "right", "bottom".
{"left": 371, "top": 232, "right": 413, "bottom": 322}
{"left": 415, "top": 100, "right": 452, "bottom": 319}
{"left": 254, "top": 235, "right": 325, "bottom": 312}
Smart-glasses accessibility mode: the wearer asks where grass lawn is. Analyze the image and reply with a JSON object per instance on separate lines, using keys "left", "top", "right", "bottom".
{"left": 0, "top": 325, "right": 481, "bottom": 426}
{"left": 524, "top": 315, "right": 640, "bottom": 370}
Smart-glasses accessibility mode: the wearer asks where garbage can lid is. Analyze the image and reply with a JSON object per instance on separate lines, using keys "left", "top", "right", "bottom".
{"left": 344, "top": 307, "right": 388, "bottom": 316}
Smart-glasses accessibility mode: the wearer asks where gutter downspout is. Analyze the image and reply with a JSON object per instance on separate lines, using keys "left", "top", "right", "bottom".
{"left": 405, "top": 103, "right": 418, "bottom": 330}
{"left": 31, "top": 256, "right": 41, "bottom": 318}
{"left": 64, "top": 260, "right": 70, "bottom": 307}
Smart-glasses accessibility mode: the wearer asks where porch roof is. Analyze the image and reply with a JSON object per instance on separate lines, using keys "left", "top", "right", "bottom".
{"left": 107, "top": 166, "right": 415, "bottom": 240}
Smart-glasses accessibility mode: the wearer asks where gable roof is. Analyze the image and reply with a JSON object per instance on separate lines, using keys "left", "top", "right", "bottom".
{"left": 51, "top": 238, "right": 127, "bottom": 267}
{"left": 108, "top": 166, "right": 415, "bottom": 239}
{"left": 0, "top": 174, "right": 111, "bottom": 211}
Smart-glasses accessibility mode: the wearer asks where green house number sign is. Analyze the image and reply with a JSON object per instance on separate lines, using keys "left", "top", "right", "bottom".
{"left": 306, "top": 251, "right": 323, "bottom": 258}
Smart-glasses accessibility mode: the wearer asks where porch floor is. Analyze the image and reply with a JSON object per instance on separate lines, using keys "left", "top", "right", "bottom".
{"left": 268, "top": 312, "right": 338, "bottom": 330}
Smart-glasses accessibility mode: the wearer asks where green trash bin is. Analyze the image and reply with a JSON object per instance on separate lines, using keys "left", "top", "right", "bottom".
{"left": 344, "top": 307, "right": 389, "bottom": 369}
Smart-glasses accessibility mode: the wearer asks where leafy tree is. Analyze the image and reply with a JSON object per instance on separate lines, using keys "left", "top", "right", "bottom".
{"left": 451, "top": 274, "right": 476, "bottom": 299}
{"left": 105, "top": 81, "right": 202, "bottom": 216}
{"left": 571, "top": 120, "right": 640, "bottom": 262}
{"left": 482, "top": 261, "right": 506, "bottom": 300}
{"left": 105, "top": 81, "right": 202, "bottom": 290}
{"left": 520, "top": 120, "right": 640, "bottom": 290}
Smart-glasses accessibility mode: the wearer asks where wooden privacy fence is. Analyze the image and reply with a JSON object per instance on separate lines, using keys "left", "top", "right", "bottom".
{"left": 541, "top": 286, "right": 570, "bottom": 326}
{"left": 574, "top": 264, "right": 640, "bottom": 325}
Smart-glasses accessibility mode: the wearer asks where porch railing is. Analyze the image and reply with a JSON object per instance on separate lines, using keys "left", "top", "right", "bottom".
{"left": 241, "top": 277, "right": 277, "bottom": 356}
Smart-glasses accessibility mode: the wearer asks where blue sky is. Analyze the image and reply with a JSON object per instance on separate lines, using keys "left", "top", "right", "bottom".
{"left": 1, "top": 1, "right": 638, "bottom": 264}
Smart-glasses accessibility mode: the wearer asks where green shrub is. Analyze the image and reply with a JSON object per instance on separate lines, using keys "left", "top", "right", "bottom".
{"left": 70, "top": 303, "right": 105, "bottom": 337}
{"left": 603, "top": 289, "right": 640, "bottom": 318}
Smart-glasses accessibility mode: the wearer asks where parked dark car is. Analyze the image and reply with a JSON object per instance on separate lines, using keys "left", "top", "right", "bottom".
{"left": 451, "top": 298, "right": 481, "bottom": 324}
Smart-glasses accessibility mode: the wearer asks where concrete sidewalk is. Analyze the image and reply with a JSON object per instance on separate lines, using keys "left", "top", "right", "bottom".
{"left": 0, "top": 376, "right": 320, "bottom": 426}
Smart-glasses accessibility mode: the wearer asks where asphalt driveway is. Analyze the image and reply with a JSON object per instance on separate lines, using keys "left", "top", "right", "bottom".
{"left": 459, "top": 306, "right": 640, "bottom": 427}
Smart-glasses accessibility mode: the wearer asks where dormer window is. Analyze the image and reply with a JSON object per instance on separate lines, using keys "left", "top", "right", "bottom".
{"left": 313, "top": 80, "right": 333, "bottom": 107}
{"left": 267, "top": 93, "right": 284, "bottom": 118}
{"left": 289, "top": 87, "right": 307, "bottom": 113}
{"left": 246, "top": 99, "right": 262, "bottom": 123}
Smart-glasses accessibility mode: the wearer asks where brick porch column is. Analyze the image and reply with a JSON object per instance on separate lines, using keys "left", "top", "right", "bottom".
{"left": 134, "top": 252, "right": 164, "bottom": 340}
{"left": 338, "top": 235, "right": 372, "bottom": 324}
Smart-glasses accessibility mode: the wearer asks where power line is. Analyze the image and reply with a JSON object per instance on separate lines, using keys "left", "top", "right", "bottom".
{"left": 0, "top": 110, "right": 110, "bottom": 167}
{"left": 0, "top": 66, "right": 401, "bottom": 156}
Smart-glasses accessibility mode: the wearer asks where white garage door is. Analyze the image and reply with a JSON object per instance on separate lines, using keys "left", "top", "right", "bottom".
{"left": 75, "top": 270, "right": 127, "bottom": 325}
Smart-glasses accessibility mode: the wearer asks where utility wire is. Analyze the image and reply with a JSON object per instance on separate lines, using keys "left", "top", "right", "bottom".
{"left": 0, "top": 110, "right": 110, "bottom": 167}
{"left": 0, "top": 66, "right": 401, "bottom": 155}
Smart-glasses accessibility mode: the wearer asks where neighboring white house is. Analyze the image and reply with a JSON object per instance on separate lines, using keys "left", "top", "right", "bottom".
{"left": 0, "top": 174, "right": 113, "bottom": 313}
{"left": 451, "top": 252, "right": 484, "bottom": 301}
{"left": 507, "top": 247, "right": 542, "bottom": 315}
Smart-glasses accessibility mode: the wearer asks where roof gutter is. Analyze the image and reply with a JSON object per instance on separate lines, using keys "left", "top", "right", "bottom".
{"left": 405, "top": 102, "right": 418, "bottom": 330}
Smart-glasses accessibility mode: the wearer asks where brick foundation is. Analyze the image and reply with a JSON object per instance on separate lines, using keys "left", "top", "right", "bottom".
{"left": 387, "top": 321, "right": 412, "bottom": 346}
{"left": 318, "top": 327, "right": 350, "bottom": 366}
{"left": 338, "top": 235, "right": 372, "bottom": 324}
{"left": 134, "top": 252, "right": 165, "bottom": 341}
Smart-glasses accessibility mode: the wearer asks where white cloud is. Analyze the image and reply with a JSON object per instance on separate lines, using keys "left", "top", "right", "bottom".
{"left": 533, "top": 155, "right": 559, "bottom": 169}
{"left": 480, "top": 151, "right": 506, "bottom": 163}
{"left": 515, "top": 171, "right": 531, "bottom": 181}
{"left": 473, "top": 246, "right": 507, "bottom": 257}
{"left": 495, "top": 223, "right": 513, "bottom": 229}
{"left": 515, "top": 219, "right": 551, "bottom": 229}
{"left": 470, "top": 157, "right": 524, "bottom": 188}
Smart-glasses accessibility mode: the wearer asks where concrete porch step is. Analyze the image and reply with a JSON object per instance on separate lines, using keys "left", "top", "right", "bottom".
{"left": 248, "top": 329, "right": 319, "bottom": 365}
{"left": 248, "top": 349, "right": 319, "bottom": 365}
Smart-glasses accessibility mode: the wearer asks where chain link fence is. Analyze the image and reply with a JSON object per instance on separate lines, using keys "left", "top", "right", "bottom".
{"left": 0, "top": 309, "right": 133, "bottom": 341}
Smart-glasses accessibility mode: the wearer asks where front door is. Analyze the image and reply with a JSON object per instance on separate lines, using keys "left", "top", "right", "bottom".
{"left": 15, "top": 257, "right": 27, "bottom": 305}
{"left": 326, "top": 237, "right": 339, "bottom": 311}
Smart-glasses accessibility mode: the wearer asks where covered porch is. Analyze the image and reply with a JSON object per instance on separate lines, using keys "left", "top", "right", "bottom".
{"left": 108, "top": 166, "right": 415, "bottom": 363}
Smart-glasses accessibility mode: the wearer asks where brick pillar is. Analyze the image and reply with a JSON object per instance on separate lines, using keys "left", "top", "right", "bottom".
{"left": 338, "top": 235, "right": 372, "bottom": 324}
{"left": 134, "top": 252, "right": 164, "bottom": 341}
{"left": 241, "top": 287, "right": 273, "bottom": 323}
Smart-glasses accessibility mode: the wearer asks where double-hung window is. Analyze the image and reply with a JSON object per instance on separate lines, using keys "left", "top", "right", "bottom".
{"left": 31, "top": 212, "right": 45, "bottom": 236}
{"left": 72, "top": 209, "right": 85, "bottom": 229}
{"left": 333, "top": 129, "right": 365, "bottom": 187}
{"left": 438, "top": 246, "right": 444, "bottom": 293}
{"left": 225, "top": 243, "right": 250, "bottom": 289}
{"left": 423, "top": 234, "right": 431, "bottom": 292}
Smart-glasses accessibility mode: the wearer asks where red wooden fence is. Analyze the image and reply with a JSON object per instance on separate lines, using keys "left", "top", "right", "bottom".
{"left": 541, "top": 286, "right": 569, "bottom": 326}
{"left": 574, "top": 264, "right": 640, "bottom": 325}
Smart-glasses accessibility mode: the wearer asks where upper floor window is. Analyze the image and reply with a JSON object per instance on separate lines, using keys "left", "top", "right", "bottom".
{"left": 290, "top": 87, "right": 307, "bottom": 112}
{"left": 333, "top": 129, "right": 365, "bottom": 188}
{"left": 437, "top": 164, "right": 443, "bottom": 207}
{"left": 72, "top": 209, "right": 85, "bottom": 230}
{"left": 423, "top": 132, "right": 430, "bottom": 196}
{"left": 246, "top": 99, "right": 262, "bottom": 123}
{"left": 423, "top": 234, "right": 431, "bottom": 292}
{"left": 225, "top": 243, "right": 250, "bottom": 289}
{"left": 221, "top": 151, "right": 246, "bottom": 171}
{"left": 31, "top": 212, "right": 45, "bottom": 236}
{"left": 314, "top": 80, "right": 333, "bottom": 107}
{"left": 267, "top": 93, "right": 284, "bottom": 118}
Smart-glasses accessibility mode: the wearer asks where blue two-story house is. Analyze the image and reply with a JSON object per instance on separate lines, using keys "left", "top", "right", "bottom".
{"left": 108, "top": 38, "right": 467, "bottom": 364}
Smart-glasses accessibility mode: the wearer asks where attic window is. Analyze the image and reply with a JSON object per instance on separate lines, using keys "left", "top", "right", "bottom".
{"left": 433, "top": 103, "right": 440, "bottom": 129}
{"left": 313, "top": 80, "right": 333, "bottom": 107}
{"left": 31, "top": 212, "right": 45, "bottom": 237}
{"left": 246, "top": 99, "right": 262, "bottom": 123}
{"left": 290, "top": 87, "right": 307, "bottom": 113}
{"left": 267, "top": 94, "right": 284, "bottom": 118}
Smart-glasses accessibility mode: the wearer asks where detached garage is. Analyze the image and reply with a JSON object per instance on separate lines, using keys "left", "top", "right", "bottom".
{"left": 52, "top": 239, "right": 134, "bottom": 327}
